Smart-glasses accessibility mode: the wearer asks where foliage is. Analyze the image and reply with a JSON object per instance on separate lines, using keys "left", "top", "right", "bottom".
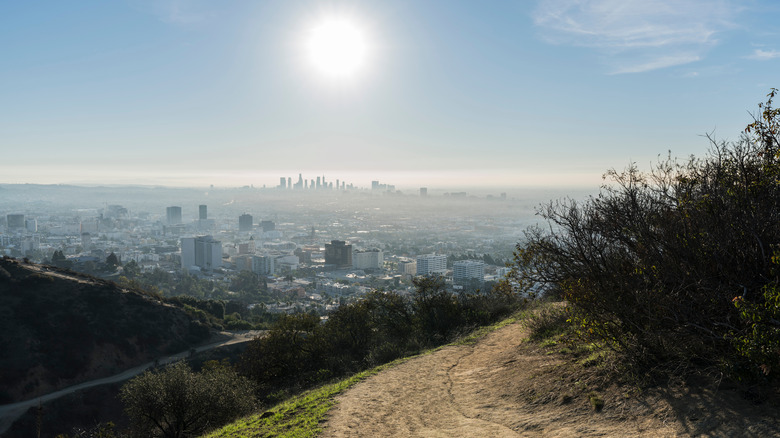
{"left": 105, "top": 252, "right": 120, "bottom": 270}
{"left": 51, "top": 250, "right": 73, "bottom": 269}
{"left": 0, "top": 258, "right": 212, "bottom": 400}
{"left": 120, "top": 361, "right": 257, "bottom": 438}
{"left": 230, "top": 270, "right": 267, "bottom": 302}
{"left": 55, "top": 422, "right": 116, "bottom": 438}
{"left": 513, "top": 90, "right": 780, "bottom": 379}
{"left": 204, "top": 358, "right": 409, "bottom": 438}
{"left": 238, "top": 278, "right": 521, "bottom": 400}
{"left": 522, "top": 302, "right": 570, "bottom": 342}
{"left": 412, "top": 276, "right": 462, "bottom": 342}
{"left": 208, "top": 310, "right": 524, "bottom": 438}
{"left": 122, "top": 260, "right": 141, "bottom": 278}
{"left": 732, "top": 251, "right": 780, "bottom": 381}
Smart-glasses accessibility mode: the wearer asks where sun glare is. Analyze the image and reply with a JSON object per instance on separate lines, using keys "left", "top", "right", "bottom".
{"left": 306, "top": 18, "right": 368, "bottom": 80}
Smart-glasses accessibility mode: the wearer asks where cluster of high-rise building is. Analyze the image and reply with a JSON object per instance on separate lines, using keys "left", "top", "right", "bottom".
{"left": 278, "top": 174, "right": 357, "bottom": 191}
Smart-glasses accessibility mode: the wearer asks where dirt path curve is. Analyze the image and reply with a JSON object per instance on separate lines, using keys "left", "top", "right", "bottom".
{"left": 321, "top": 322, "right": 680, "bottom": 438}
{"left": 0, "top": 330, "right": 263, "bottom": 434}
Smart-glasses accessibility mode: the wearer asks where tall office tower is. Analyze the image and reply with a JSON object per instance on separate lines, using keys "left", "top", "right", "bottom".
{"left": 239, "top": 213, "right": 253, "bottom": 232}
{"left": 336, "top": 179, "right": 340, "bottom": 190}
{"left": 371, "top": 181, "right": 379, "bottom": 190}
{"left": 297, "top": 173, "right": 303, "bottom": 189}
{"left": 304, "top": 180, "right": 308, "bottom": 189}
{"left": 453, "top": 260, "right": 485, "bottom": 286}
{"left": 420, "top": 187, "right": 428, "bottom": 197}
{"left": 166, "top": 206, "right": 182, "bottom": 225}
{"left": 415, "top": 254, "right": 448, "bottom": 276}
{"left": 181, "top": 235, "right": 222, "bottom": 270}
{"left": 287, "top": 177, "right": 292, "bottom": 188}
{"left": 279, "top": 177, "right": 286, "bottom": 189}
{"left": 260, "top": 220, "right": 275, "bottom": 232}
{"left": 199, "top": 205, "right": 207, "bottom": 220}
{"left": 81, "top": 232, "right": 92, "bottom": 252}
{"left": 6, "top": 214, "right": 25, "bottom": 230}
{"left": 316, "top": 176, "right": 321, "bottom": 189}
{"left": 325, "top": 240, "right": 353, "bottom": 267}
{"left": 25, "top": 218, "right": 37, "bottom": 233}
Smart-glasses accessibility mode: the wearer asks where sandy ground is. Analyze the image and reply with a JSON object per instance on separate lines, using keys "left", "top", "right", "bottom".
{"left": 321, "top": 322, "right": 780, "bottom": 437}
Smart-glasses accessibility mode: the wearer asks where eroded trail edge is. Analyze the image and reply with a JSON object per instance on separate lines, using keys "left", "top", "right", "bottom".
{"left": 320, "top": 320, "right": 780, "bottom": 437}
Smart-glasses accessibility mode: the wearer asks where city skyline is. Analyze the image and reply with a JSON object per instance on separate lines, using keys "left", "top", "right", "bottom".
{"left": 2, "top": 1, "right": 780, "bottom": 189}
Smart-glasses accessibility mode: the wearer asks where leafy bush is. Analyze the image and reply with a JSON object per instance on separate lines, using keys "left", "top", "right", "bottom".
{"left": 514, "top": 90, "right": 780, "bottom": 379}
{"left": 120, "top": 361, "right": 256, "bottom": 437}
{"left": 238, "top": 278, "right": 522, "bottom": 399}
{"left": 732, "top": 253, "right": 780, "bottom": 381}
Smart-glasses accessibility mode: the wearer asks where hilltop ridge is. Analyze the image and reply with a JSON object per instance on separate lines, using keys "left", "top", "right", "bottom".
{"left": 0, "top": 257, "right": 212, "bottom": 404}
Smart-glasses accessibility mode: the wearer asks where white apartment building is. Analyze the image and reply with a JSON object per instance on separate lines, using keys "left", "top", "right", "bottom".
{"left": 398, "top": 260, "right": 417, "bottom": 275}
{"left": 353, "top": 248, "right": 383, "bottom": 270}
{"left": 251, "top": 254, "right": 275, "bottom": 276}
{"left": 181, "top": 235, "right": 222, "bottom": 270}
{"left": 416, "top": 254, "right": 447, "bottom": 276}
{"left": 453, "top": 260, "right": 485, "bottom": 286}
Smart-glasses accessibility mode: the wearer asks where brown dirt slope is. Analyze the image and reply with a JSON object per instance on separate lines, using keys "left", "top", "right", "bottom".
{"left": 322, "top": 320, "right": 780, "bottom": 437}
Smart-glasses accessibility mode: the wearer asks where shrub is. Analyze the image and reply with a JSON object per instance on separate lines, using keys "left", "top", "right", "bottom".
{"left": 412, "top": 276, "right": 463, "bottom": 343}
{"left": 120, "top": 361, "right": 256, "bottom": 437}
{"left": 514, "top": 90, "right": 780, "bottom": 378}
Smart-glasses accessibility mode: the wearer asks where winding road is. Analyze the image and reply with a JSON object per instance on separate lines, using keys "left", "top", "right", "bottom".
{"left": 0, "top": 330, "right": 263, "bottom": 434}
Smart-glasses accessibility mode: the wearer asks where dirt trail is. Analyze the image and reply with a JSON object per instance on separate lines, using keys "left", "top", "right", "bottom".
{"left": 321, "top": 322, "right": 780, "bottom": 437}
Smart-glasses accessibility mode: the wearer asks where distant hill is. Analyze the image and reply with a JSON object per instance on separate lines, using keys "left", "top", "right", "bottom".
{"left": 0, "top": 257, "right": 212, "bottom": 403}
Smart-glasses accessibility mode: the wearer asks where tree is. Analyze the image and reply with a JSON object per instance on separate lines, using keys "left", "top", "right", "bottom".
{"left": 411, "top": 276, "right": 461, "bottom": 342}
{"left": 230, "top": 270, "right": 263, "bottom": 301}
{"left": 123, "top": 259, "right": 141, "bottom": 279}
{"left": 51, "top": 250, "right": 72, "bottom": 269}
{"left": 120, "top": 361, "right": 256, "bottom": 438}
{"left": 105, "top": 252, "right": 119, "bottom": 270}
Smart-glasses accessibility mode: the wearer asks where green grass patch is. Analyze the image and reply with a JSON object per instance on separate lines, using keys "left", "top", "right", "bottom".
{"left": 454, "top": 312, "right": 522, "bottom": 345}
{"left": 588, "top": 391, "right": 605, "bottom": 412}
{"left": 202, "top": 358, "right": 404, "bottom": 438}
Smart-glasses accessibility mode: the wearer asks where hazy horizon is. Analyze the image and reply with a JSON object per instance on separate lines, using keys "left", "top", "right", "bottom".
{"left": 0, "top": 168, "right": 605, "bottom": 192}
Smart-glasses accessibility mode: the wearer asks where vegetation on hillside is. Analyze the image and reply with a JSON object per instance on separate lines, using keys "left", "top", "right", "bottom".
{"left": 0, "top": 257, "right": 212, "bottom": 403}
{"left": 120, "top": 361, "right": 256, "bottom": 438}
{"left": 237, "top": 275, "right": 519, "bottom": 403}
{"left": 112, "top": 276, "right": 520, "bottom": 437}
{"left": 512, "top": 89, "right": 780, "bottom": 385}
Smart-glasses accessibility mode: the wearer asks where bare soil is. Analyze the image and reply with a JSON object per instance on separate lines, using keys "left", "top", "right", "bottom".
{"left": 321, "top": 321, "right": 780, "bottom": 437}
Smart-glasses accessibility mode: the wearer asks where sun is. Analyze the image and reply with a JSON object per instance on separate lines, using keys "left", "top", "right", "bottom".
{"left": 306, "top": 18, "right": 368, "bottom": 80}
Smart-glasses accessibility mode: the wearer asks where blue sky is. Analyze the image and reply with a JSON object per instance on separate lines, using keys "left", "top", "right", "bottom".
{"left": 2, "top": 0, "right": 779, "bottom": 189}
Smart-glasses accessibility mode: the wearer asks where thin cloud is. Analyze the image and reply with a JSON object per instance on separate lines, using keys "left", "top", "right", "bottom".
{"left": 747, "top": 49, "right": 780, "bottom": 60}
{"left": 533, "top": 0, "right": 737, "bottom": 73}
{"left": 610, "top": 54, "right": 702, "bottom": 74}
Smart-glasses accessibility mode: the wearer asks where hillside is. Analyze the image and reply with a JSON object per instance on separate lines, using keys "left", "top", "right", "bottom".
{"left": 208, "top": 309, "right": 780, "bottom": 438}
{"left": 0, "top": 257, "right": 212, "bottom": 403}
{"left": 320, "top": 317, "right": 780, "bottom": 437}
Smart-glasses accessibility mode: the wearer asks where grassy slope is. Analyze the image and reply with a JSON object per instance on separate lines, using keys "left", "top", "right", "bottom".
{"left": 203, "top": 313, "right": 522, "bottom": 438}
